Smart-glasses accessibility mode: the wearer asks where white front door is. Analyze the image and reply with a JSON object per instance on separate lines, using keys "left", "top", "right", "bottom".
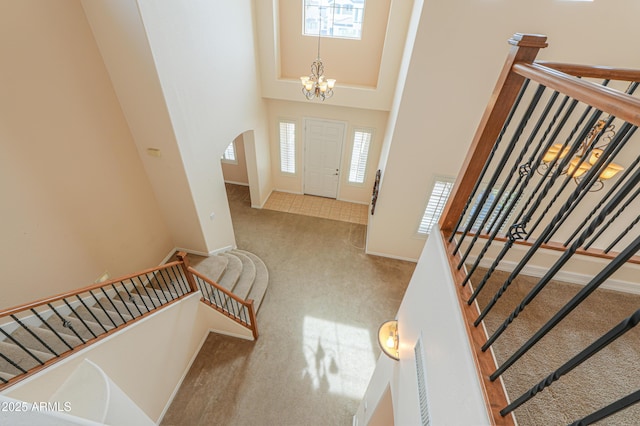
{"left": 304, "top": 119, "right": 345, "bottom": 198}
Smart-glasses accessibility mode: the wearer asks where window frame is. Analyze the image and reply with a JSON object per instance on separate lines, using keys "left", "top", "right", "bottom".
{"left": 347, "top": 127, "right": 374, "bottom": 186}
{"left": 302, "top": 0, "right": 366, "bottom": 40}
{"left": 279, "top": 119, "right": 297, "bottom": 175}
{"left": 221, "top": 141, "right": 237, "bottom": 164}
{"left": 416, "top": 176, "right": 456, "bottom": 236}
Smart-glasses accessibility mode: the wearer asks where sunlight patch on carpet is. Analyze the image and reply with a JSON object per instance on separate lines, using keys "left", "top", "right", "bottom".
{"left": 302, "top": 316, "right": 376, "bottom": 400}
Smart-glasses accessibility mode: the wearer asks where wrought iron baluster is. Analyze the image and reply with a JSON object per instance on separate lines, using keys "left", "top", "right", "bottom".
{"left": 10, "top": 314, "right": 59, "bottom": 357}
{"left": 157, "top": 270, "right": 176, "bottom": 301}
{"left": 0, "top": 328, "right": 45, "bottom": 366}
{"left": 568, "top": 389, "right": 640, "bottom": 426}
{"left": 449, "top": 80, "right": 532, "bottom": 246}
{"left": 605, "top": 213, "right": 640, "bottom": 254}
{"left": 137, "top": 276, "right": 158, "bottom": 309}
{"left": 47, "top": 303, "right": 85, "bottom": 344}
{"left": 121, "top": 283, "right": 144, "bottom": 316}
{"left": 473, "top": 113, "right": 609, "bottom": 325}
{"left": 111, "top": 284, "right": 136, "bottom": 318}
{"left": 0, "top": 352, "right": 27, "bottom": 374}
{"left": 563, "top": 155, "right": 640, "bottom": 246}
{"left": 501, "top": 308, "right": 640, "bottom": 415}
{"left": 457, "top": 84, "right": 548, "bottom": 269}
{"left": 75, "top": 295, "right": 108, "bottom": 333}
{"left": 584, "top": 185, "right": 640, "bottom": 250}
{"left": 31, "top": 309, "right": 73, "bottom": 351}
{"left": 89, "top": 291, "right": 118, "bottom": 329}
{"left": 63, "top": 299, "right": 97, "bottom": 339}
{"left": 482, "top": 165, "right": 640, "bottom": 354}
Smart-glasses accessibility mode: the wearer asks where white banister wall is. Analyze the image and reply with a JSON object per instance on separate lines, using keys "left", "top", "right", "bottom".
{"left": 1, "top": 294, "right": 253, "bottom": 423}
{"left": 356, "top": 227, "right": 489, "bottom": 425}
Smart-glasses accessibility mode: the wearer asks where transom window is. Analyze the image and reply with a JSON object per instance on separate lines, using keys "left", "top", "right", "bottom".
{"left": 303, "top": 0, "right": 365, "bottom": 40}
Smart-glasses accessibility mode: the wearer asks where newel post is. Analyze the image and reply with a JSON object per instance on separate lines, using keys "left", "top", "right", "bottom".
{"left": 177, "top": 251, "right": 198, "bottom": 293}
{"left": 439, "top": 34, "right": 548, "bottom": 236}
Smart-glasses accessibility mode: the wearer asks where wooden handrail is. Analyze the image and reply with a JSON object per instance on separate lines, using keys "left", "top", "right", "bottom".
{"left": 187, "top": 267, "right": 253, "bottom": 308}
{"left": 439, "top": 34, "right": 548, "bottom": 234}
{"left": 442, "top": 232, "right": 516, "bottom": 426}
{"left": 538, "top": 62, "right": 640, "bottom": 82}
{"left": 512, "top": 62, "right": 640, "bottom": 126}
{"left": 188, "top": 266, "right": 259, "bottom": 338}
{"left": 0, "top": 261, "right": 185, "bottom": 319}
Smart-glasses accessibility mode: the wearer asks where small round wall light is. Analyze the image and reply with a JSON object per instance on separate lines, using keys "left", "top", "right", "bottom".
{"left": 378, "top": 320, "right": 399, "bottom": 361}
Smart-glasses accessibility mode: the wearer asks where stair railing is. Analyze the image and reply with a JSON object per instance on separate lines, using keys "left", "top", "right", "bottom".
{"left": 0, "top": 260, "right": 193, "bottom": 391}
{"left": 0, "top": 252, "right": 260, "bottom": 391}
{"left": 438, "top": 33, "right": 640, "bottom": 425}
{"left": 177, "top": 252, "right": 258, "bottom": 340}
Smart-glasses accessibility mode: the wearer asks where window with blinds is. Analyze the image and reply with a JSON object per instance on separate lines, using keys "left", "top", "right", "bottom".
{"left": 279, "top": 120, "right": 296, "bottom": 174}
{"left": 418, "top": 177, "right": 456, "bottom": 235}
{"left": 221, "top": 141, "right": 237, "bottom": 163}
{"left": 463, "top": 186, "right": 521, "bottom": 235}
{"left": 348, "top": 129, "right": 373, "bottom": 184}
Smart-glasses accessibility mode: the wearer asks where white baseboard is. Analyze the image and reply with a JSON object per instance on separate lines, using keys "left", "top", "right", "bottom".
{"left": 364, "top": 249, "right": 418, "bottom": 263}
{"left": 224, "top": 180, "right": 249, "bottom": 186}
{"left": 468, "top": 255, "right": 640, "bottom": 295}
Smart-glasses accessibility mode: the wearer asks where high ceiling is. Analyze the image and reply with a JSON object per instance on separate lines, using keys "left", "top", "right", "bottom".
{"left": 256, "top": 0, "right": 415, "bottom": 110}
{"left": 278, "top": 0, "right": 391, "bottom": 88}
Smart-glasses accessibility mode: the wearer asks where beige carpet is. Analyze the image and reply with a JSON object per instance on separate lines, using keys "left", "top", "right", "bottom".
{"left": 161, "top": 184, "right": 416, "bottom": 426}
{"left": 473, "top": 268, "right": 640, "bottom": 426}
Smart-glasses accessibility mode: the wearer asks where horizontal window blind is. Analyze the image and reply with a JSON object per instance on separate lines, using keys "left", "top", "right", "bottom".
{"left": 348, "top": 129, "right": 372, "bottom": 184}
{"left": 279, "top": 121, "right": 296, "bottom": 174}
{"left": 418, "top": 177, "right": 455, "bottom": 235}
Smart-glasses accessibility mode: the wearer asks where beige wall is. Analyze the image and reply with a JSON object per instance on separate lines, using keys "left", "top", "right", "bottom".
{"left": 266, "top": 99, "right": 388, "bottom": 204}
{"left": 367, "top": 0, "right": 640, "bottom": 261}
{"left": 221, "top": 134, "right": 250, "bottom": 185}
{"left": 278, "top": 0, "right": 390, "bottom": 87}
{"left": 0, "top": 0, "right": 173, "bottom": 310}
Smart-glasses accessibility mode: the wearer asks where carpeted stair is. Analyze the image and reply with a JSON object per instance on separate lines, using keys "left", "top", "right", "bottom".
{"left": 0, "top": 249, "right": 268, "bottom": 386}
{"left": 0, "top": 283, "right": 181, "bottom": 384}
{"left": 189, "top": 249, "right": 269, "bottom": 313}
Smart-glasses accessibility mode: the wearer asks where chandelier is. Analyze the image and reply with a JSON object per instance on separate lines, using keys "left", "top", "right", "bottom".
{"left": 538, "top": 118, "right": 624, "bottom": 191}
{"left": 300, "top": 10, "right": 336, "bottom": 101}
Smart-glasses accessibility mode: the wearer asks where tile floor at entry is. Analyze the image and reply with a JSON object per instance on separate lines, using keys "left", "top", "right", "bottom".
{"left": 263, "top": 191, "right": 369, "bottom": 225}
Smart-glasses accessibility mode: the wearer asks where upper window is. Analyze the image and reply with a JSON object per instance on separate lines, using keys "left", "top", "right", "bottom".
{"left": 279, "top": 120, "right": 296, "bottom": 174}
{"left": 303, "top": 0, "right": 365, "bottom": 40}
{"left": 221, "top": 141, "right": 237, "bottom": 164}
{"left": 348, "top": 129, "right": 373, "bottom": 184}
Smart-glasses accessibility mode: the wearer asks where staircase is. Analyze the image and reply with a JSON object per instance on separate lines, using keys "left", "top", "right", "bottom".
{"left": 0, "top": 249, "right": 268, "bottom": 391}
{"left": 188, "top": 249, "right": 269, "bottom": 313}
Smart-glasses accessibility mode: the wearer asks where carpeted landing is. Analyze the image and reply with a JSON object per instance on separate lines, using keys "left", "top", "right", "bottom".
{"left": 161, "top": 185, "right": 416, "bottom": 426}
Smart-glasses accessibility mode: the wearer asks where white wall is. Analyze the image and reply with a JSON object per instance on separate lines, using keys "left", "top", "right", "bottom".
{"left": 356, "top": 229, "right": 490, "bottom": 425}
{"left": 367, "top": 0, "right": 640, "bottom": 262}
{"left": 3, "top": 294, "right": 253, "bottom": 423}
{"left": 136, "top": 0, "right": 272, "bottom": 254}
